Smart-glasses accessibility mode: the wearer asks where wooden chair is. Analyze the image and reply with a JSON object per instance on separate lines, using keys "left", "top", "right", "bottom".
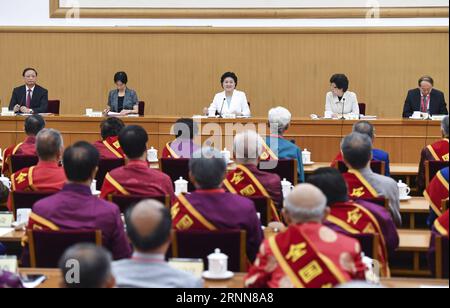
{"left": 96, "top": 158, "right": 125, "bottom": 190}
{"left": 10, "top": 191, "right": 55, "bottom": 220}
{"left": 435, "top": 235, "right": 449, "bottom": 279}
{"left": 47, "top": 100, "right": 61, "bottom": 115}
{"left": 358, "top": 103, "right": 367, "bottom": 115}
{"left": 160, "top": 158, "right": 195, "bottom": 191}
{"left": 425, "top": 161, "right": 449, "bottom": 188}
{"left": 10, "top": 155, "right": 38, "bottom": 174}
{"left": 171, "top": 229, "right": 247, "bottom": 272}
{"left": 247, "top": 196, "right": 274, "bottom": 226}
{"left": 138, "top": 101, "right": 145, "bottom": 116}
{"left": 28, "top": 229, "right": 102, "bottom": 268}
{"left": 108, "top": 194, "right": 171, "bottom": 213}
{"left": 336, "top": 160, "right": 385, "bottom": 176}
{"left": 258, "top": 159, "right": 298, "bottom": 185}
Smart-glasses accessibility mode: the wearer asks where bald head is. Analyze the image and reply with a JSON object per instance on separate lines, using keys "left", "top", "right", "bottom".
{"left": 234, "top": 130, "right": 264, "bottom": 165}
{"left": 284, "top": 184, "right": 328, "bottom": 224}
{"left": 125, "top": 199, "right": 172, "bottom": 253}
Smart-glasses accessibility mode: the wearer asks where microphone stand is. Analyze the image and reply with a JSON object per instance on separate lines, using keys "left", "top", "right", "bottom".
{"left": 218, "top": 97, "right": 226, "bottom": 118}
{"left": 339, "top": 97, "right": 346, "bottom": 120}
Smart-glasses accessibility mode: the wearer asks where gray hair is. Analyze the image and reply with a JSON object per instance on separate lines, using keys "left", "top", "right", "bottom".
{"left": 353, "top": 121, "right": 375, "bottom": 140}
{"left": 234, "top": 130, "right": 264, "bottom": 165}
{"left": 285, "top": 199, "right": 327, "bottom": 223}
{"left": 441, "top": 116, "right": 449, "bottom": 137}
{"left": 190, "top": 148, "right": 227, "bottom": 189}
{"left": 341, "top": 132, "right": 372, "bottom": 170}
{"left": 284, "top": 184, "right": 328, "bottom": 223}
{"left": 268, "top": 107, "right": 291, "bottom": 135}
{"left": 36, "top": 128, "right": 64, "bottom": 161}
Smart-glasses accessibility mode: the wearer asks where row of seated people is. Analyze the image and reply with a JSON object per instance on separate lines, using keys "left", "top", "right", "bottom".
{"left": 0, "top": 131, "right": 448, "bottom": 287}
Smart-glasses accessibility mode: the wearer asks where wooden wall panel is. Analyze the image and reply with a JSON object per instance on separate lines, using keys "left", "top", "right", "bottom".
{"left": 0, "top": 28, "right": 448, "bottom": 118}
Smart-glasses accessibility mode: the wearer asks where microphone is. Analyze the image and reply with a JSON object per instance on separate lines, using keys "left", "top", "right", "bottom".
{"left": 340, "top": 97, "right": 346, "bottom": 120}
{"left": 218, "top": 97, "right": 226, "bottom": 118}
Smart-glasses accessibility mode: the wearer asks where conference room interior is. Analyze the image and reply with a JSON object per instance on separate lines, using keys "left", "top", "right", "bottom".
{"left": 0, "top": 0, "right": 449, "bottom": 290}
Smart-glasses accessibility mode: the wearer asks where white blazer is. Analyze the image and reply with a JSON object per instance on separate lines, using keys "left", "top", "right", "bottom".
{"left": 325, "top": 91, "right": 360, "bottom": 115}
{"left": 209, "top": 90, "right": 251, "bottom": 116}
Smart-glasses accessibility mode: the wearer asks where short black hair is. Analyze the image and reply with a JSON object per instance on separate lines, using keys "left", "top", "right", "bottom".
{"left": 22, "top": 68, "right": 38, "bottom": 77}
{"left": 63, "top": 141, "right": 99, "bottom": 182}
{"left": 189, "top": 150, "right": 227, "bottom": 189}
{"left": 330, "top": 74, "right": 349, "bottom": 92}
{"left": 24, "top": 114, "right": 46, "bottom": 136}
{"left": 307, "top": 168, "right": 349, "bottom": 206}
{"left": 353, "top": 121, "right": 375, "bottom": 140}
{"left": 119, "top": 125, "right": 148, "bottom": 159}
{"left": 173, "top": 118, "right": 198, "bottom": 139}
{"left": 100, "top": 117, "right": 125, "bottom": 140}
{"left": 59, "top": 243, "right": 112, "bottom": 289}
{"left": 221, "top": 72, "right": 238, "bottom": 87}
{"left": 125, "top": 205, "right": 172, "bottom": 251}
{"left": 418, "top": 75, "right": 434, "bottom": 86}
{"left": 341, "top": 132, "right": 372, "bottom": 170}
{"left": 114, "top": 71, "right": 128, "bottom": 84}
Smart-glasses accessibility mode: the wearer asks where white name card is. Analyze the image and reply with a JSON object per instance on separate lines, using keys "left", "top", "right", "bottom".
{"left": 0, "top": 212, "right": 13, "bottom": 228}
{"left": 0, "top": 256, "right": 18, "bottom": 274}
{"left": 169, "top": 258, "right": 204, "bottom": 278}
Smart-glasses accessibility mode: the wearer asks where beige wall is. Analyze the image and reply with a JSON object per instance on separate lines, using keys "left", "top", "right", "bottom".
{"left": 0, "top": 27, "right": 448, "bottom": 117}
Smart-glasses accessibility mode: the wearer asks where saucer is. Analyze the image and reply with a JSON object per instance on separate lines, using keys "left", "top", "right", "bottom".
{"left": 399, "top": 196, "right": 412, "bottom": 201}
{"left": 202, "top": 271, "right": 234, "bottom": 280}
{"left": 303, "top": 161, "right": 315, "bottom": 166}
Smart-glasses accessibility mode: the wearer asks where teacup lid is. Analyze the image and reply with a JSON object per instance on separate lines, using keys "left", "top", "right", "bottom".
{"left": 175, "top": 177, "right": 188, "bottom": 184}
{"left": 208, "top": 248, "right": 228, "bottom": 260}
{"left": 302, "top": 148, "right": 311, "bottom": 154}
{"left": 149, "top": 146, "right": 157, "bottom": 151}
{"left": 281, "top": 178, "right": 291, "bottom": 185}
{"left": 397, "top": 180, "right": 407, "bottom": 187}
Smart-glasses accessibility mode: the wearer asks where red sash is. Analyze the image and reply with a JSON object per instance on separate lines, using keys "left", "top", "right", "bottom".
{"left": 102, "top": 136, "right": 124, "bottom": 159}
{"left": 268, "top": 225, "right": 350, "bottom": 288}
{"left": 223, "top": 165, "right": 281, "bottom": 222}
{"left": 259, "top": 138, "right": 278, "bottom": 161}
{"left": 343, "top": 170, "right": 379, "bottom": 199}
{"left": 427, "top": 139, "right": 449, "bottom": 162}
{"left": 434, "top": 211, "right": 449, "bottom": 237}
{"left": 171, "top": 194, "right": 217, "bottom": 231}
{"left": 163, "top": 142, "right": 180, "bottom": 159}
{"left": 11, "top": 167, "right": 36, "bottom": 192}
{"left": 27, "top": 212, "right": 60, "bottom": 232}
{"left": 2, "top": 143, "right": 23, "bottom": 177}
{"left": 424, "top": 170, "right": 449, "bottom": 216}
{"left": 326, "top": 202, "right": 390, "bottom": 277}
{"left": 101, "top": 173, "right": 130, "bottom": 199}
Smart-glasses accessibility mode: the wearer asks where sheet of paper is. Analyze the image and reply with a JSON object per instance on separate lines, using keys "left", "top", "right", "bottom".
{"left": 0, "top": 228, "right": 14, "bottom": 237}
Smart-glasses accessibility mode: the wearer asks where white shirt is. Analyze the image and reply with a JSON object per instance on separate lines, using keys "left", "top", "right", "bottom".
{"left": 209, "top": 90, "right": 251, "bottom": 117}
{"left": 325, "top": 91, "right": 360, "bottom": 115}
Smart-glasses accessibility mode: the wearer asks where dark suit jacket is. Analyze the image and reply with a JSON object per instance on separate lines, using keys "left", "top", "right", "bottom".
{"left": 402, "top": 88, "right": 448, "bottom": 118}
{"left": 9, "top": 85, "right": 48, "bottom": 114}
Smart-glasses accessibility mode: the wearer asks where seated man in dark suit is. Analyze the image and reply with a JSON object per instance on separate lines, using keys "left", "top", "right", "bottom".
{"left": 9, "top": 68, "right": 48, "bottom": 114}
{"left": 402, "top": 75, "right": 448, "bottom": 118}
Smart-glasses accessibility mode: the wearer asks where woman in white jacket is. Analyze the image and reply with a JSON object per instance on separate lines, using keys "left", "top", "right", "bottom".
{"left": 325, "top": 74, "right": 359, "bottom": 117}
{"left": 208, "top": 72, "right": 251, "bottom": 117}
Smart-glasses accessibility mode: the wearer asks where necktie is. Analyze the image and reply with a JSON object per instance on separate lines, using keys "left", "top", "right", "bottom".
{"left": 26, "top": 89, "right": 32, "bottom": 109}
{"left": 421, "top": 95, "right": 428, "bottom": 113}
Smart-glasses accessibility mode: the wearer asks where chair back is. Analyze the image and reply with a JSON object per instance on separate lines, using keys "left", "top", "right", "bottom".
{"left": 425, "top": 161, "right": 449, "bottom": 188}
{"left": 358, "top": 103, "right": 367, "bottom": 115}
{"left": 11, "top": 155, "right": 38, "bottom": 173}
{"left": 337, "top": 160, "right": 385, "bottom": 175}
{"left": 258, "top": 159, "right": 298, "bottom": 185}
{"left": 247, "top": 196, "right": 273, "bottom": 226}
{"left": 96, "top": 159, "right": 125, "bottom": 190}
{"left": 108, "top": 194, "right": 171, "bottom": 213}
{"left": 47, "top": 100, "right": 61, "bottom": 115}
{"left": 160, "top": 158, "right": 195, "bottom": 191}
{"left": 171, "top": 229, "right": 247, "bottom": 272}
{"left": 435, "top": 236, "right": 449, "bottom": 279}
{"left": 347, "top": 233, "right": 380, "bottom": 263}
{"left": 11, "top": 190, "right": 55, "bottom": 220}
{"left": 138, "top": 101, "right": 145, "bottom": 116}
{"left": 28, "top": 229, "right": 102, "bottom": 268}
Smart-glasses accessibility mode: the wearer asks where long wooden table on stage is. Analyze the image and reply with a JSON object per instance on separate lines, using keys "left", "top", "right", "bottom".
{"left": 0, "top": 116, "right": 442, "bottom": 164}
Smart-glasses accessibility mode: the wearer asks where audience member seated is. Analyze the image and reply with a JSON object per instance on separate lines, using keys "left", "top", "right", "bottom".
{"left": 418, "top": 116, "right": 449, "bottom": 192}
{"left": 8, "top": 129, "right": 66, "bottom": 210}
{"left": 92, "top": 117, "right": 125, "bottom": 159}
{"left": 162, "top": 118, "right": 200, "bottom": 159}
{"left": 100, "top": 125, "right": 175, "bottom": 201}
{"left": 223, "top": 130, "right": 282, "bottom": 221}
{"left": 1, "top": 114, "right": 45, "bottom": 177}
{"left": 307, "top": 167, "right": 399, "bottom": 277}
{"left": 245, "top": 184, "right": 365, "bottom": 288}
{"left": 424, "top": 167, "right": 449, "bottom": 227}
{"left": 331, "top": 121, "right": 391, "bottom": 176}
{"left": 59, "top": 243, "right": 116, "bottom": 289}
{"left": 171, "top": 148, "right": 263, "bottom": 262}
{"left": 24, "top": 141, "right": 132, "bottom": 263}
{"left": 0, "top": 270, "right": 23, "bottom": 289}
{"left": 262, "top": 107, "right": 305, "bottom": 182}
{"left": 341, "top": 132, "right": 401, "bottom": 226}
{"left": 113, "top": 199, "right": 203, "bottom": 288}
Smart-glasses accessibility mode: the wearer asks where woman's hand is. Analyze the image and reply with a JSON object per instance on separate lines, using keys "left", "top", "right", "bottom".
{"left": 120, "top": 109, "right": 131, "bottom": 116}
{"left": 103, "top": 107, "right": 111, "bottom": 116}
